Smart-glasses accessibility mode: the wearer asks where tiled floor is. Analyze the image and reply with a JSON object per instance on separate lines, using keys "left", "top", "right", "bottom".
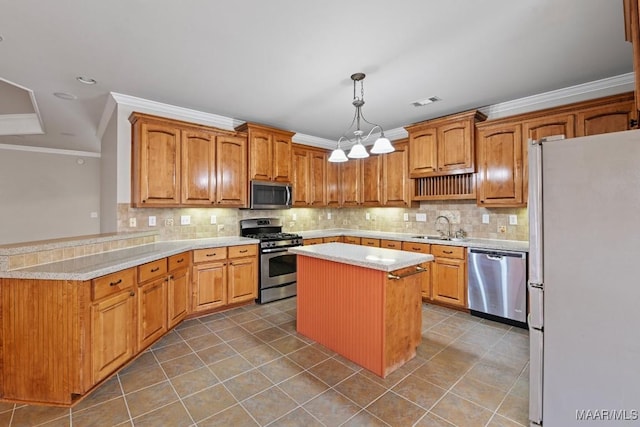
{"left": 0, "top": 299, "right": 530, "bottom": 427}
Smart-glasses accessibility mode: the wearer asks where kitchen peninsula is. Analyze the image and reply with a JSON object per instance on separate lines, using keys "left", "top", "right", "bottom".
{"left": 289, "top": 243, "right": 433, "bottom": 377}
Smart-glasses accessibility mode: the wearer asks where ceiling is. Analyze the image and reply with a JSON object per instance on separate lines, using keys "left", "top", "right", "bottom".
{"left": 0, "top": 0, "right": 634, "bottom": 154}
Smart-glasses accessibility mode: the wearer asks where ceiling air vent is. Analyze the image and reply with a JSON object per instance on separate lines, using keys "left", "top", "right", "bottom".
{"left": 411, "top": 96, "right": 441, "bottom": 107}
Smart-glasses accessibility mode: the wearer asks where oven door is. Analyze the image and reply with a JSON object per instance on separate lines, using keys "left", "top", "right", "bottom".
{"left": 261, "top": 247, "right": 297, "bottom": 289}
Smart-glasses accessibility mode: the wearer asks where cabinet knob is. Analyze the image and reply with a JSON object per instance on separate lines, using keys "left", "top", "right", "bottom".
{"left": 130, "top": 291, "right": 136, "bottom": 297}
{"left": 630, "top": 119, "right": 638, "bottom": 128}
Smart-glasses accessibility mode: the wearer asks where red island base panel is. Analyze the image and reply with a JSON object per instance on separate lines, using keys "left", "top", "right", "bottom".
{"left": 296, "top": 255, "right": 423, "bottom": 377}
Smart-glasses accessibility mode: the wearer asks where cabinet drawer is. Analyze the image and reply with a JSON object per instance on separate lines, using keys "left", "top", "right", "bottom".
{"left": 431, "top": 244, "right": 465, "bottom": 259}
{"left": 304, "top": 238, "right": 323, "bottom": 246}
{"left": 323, "top": 236, "right": 343, "bottom": 243}
{"left": 168, "top": 252, "right": 191, "bottom": 271}
{"left": 343, "top": 236, "right": 361, "bottom": 245}
{"left": 402, "top": 242, "right": 430, "bottom": 254}
{"left": 228, "top": 244, "right": 257, "bottom": 259}
{"left": 361, "top": 238, "right": 380, "bottom": 247}
{"left": 92, "top": 268, "right": 136, "bottom": 301}
{"left": 138, "top": 258, "right": 168, "bottom": 283}
{"left": 193, "top": 247, "right": 227, "bottom": 263}
{"left": 381, "top": 239, "right": 402, "bottom": 250}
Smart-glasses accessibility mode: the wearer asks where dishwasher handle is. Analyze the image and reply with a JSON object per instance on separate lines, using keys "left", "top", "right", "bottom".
{"left": 468, "top": 248, "right": 526, "bottom": 259}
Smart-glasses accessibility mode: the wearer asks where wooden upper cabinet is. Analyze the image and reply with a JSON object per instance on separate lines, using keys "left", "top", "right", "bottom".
{"left": 476, "top": 122, "right": 526, "bottom": 207}
{"left": 236, "top": 123, "right": 294, "bottom": 183}
{"left": 309, "top": 151, "right": 327, "bottom": 206}
{"left": 575, "top": 99, "right": 637, "bottom": 136}
{"left": 130, "top": 112, "right": 248, "bottom": 208}
{"left": 341, "top": 159, "right": 362, "bottom": 206}
{"left": 383, "top": 140, "right": 414, "bottom": 207}
{"left": 326, "top": 160, "right": 341, "bottom": 207}
{"left": 292, "top": 147, "right": 310, "bottom": 206}
{"left": 361, "top": 155, "right": 383, "bottom": 206}
{"left": 181, "top": 129, "right": 216, "bottom": 205}
{"left": 292, "top": 145, "right": 327, "bottom": 207}
{"left": 522, "top": 113, "right": 575, "bottom": 141}
{"left": 131, "top": 116, "right": 182, "bottom": 206}
{"left": 624, "top": 0, "right": 640, "bottom": 113}
{"left": 216, "top": 135, "right": 247, "bottom": 206}
{"left": 406, "top": 110, "right": 486, "bottom": 178}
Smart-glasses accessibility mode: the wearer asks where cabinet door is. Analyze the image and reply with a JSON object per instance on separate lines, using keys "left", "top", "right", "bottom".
{"left": 249, "top": 129, "right": 273, "bottom": 181}
{"left": 437, "top": 119, "right": 474, "bottom": 173}
{"left": 168, "top": 267, "right": 189, "bottom": 329}
{"left": 361, "top": 155, "right": 382, "bottom": 206}
{"left": 401, "top": 242, "right": 432, "bottom": 300}
{"left": 138, "top": 277, "right": 168, "bottom": 351}
{"left": 92, "top": 291, "right": 136, "bottom": 383}
{"left": 228, "top": 256, "right": 258, "bottom": 304}
{"left": 576, "top": 101, "right": 637, "bottom": 136}
{"left": 216, "top": 135, "right": 247, "bottom": 206}
{"left": 192, "top": 262, "right": 227, "bottom": 311}
{"left": 181, "top": 129, "right": 216, "bottom": 205}
{"left": 136, "top": 121, "right": 181, "bottom": 206}
{"left": 292, "top": 147, "right": 310, "bottom": 206}
{"left": 383, "top": 141, "right": 412, "bottom": 206}
{"left": 476, "top": 123, "right": 525, "bottom": 207}
{"left": 309, "top": 151, "right": 327, "bottom": 206}
{"left": 272, "top": 132, "right": 292, "bottom": 182}
{"left": 522, "top": 113, "right": 575, "bottom": 141}
{"left": 341, "top": 160, "right": 361, "bottom": 206}
{"left": 432, "top": 257, "right": 466, "bottom": 307}
{"left": 409, "top": 126, "right": 438, "bottom": 176}
{"left": 326, "top": 161, "right": 341, "bottom": 207}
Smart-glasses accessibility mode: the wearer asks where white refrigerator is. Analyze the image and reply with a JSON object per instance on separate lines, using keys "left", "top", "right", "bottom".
{"left": 528, "top": 130, "right": 640, "bottom": 426}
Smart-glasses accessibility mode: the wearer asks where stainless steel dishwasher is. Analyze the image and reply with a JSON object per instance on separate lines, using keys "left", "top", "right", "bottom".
{"left": 467, "top": 248, "right": 527, "bottom": 327}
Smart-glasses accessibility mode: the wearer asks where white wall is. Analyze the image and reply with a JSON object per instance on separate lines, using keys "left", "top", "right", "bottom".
{"left": 0, "top": 148, "right": 100, "bottom": 244}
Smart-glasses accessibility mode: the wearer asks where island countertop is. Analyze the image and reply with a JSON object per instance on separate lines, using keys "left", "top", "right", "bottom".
{"left": 289, "top": 242, "right": 433, "bottom": 272}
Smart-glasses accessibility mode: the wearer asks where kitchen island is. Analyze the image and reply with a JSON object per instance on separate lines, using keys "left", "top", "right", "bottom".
{"left": 289, "top": 243, "right": 433, "bottom": 377}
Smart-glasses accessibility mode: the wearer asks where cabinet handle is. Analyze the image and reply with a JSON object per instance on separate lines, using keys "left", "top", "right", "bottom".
{"left": 206, "top": 253, "right": 217, "bottom": 257}
{"left": 443, "top": 250, "right": 453, "bottom": 254}
{"left": 151, "top": 267, "right": 160, "bottom": 272}
{"left": 239, "top": 249, "right": 248, "bottom": 253}
{"left": 388, "top": 266, "right": 427, "bottom": 280}
{"left": 109, "top": 279, "right": 122, "bottom": 287}
{"left": 412, "top": 247, "right": 420, "bottom": 251}
{"left": 168, "top": 275, "right": 173, "bottom": 280}
{"left": 176, "top": 258, "right": 184, "bottom": 263}
{"left": 130, "top": 291, "right": 136, "bottom": 297}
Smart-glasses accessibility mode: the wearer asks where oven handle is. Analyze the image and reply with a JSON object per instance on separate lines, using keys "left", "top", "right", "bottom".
{"left": 261, "top": 247, "right": 296, "bottom": 254}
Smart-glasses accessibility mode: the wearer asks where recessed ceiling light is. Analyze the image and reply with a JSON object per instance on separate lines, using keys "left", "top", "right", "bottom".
{"left": 411, "top": 96, "right": 441, "bottom": 107}
{"left": 54, "top": 92, "right": 77, "bottom": 100}
{"left": 76, "top": 76, "right": 97, "bottom": 85}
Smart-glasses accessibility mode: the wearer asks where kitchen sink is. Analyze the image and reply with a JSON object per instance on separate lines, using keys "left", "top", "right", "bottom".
{"left": 412, "top": 235, "right": 468, "bottom": 242}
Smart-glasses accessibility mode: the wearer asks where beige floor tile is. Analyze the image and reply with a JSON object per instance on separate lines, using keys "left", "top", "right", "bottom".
{"left": 72, "top": 376, "right": 123, "bottom": 412}
{"left": 118, "top": 351, "right": 160, "bottom": 376}
{"left": 287, "top": 345, "right": 330, "bottom": 369}
{"left": 72, "top": 396, "right": 129, "bottom": 427}
{"left": 202, "top": 317, "right": 237, "bottom": 332}
{"left": 392, "top": 374, "right": 447, "bottom": 410}
{"left": 308, "top": 358, "right": 356, "bottom": 386}
{"left": 465, "top": 361, "right": 521, "bottom": 392}
{"left": 241, "top": 343, "right": 282, "bottom": 367}
{"left": 279, "top": 372, "right": 330, "bottom": 404}
{"left": 198, "top": 404, "right": 258, "bottom": 427}
{"left": 152, "top": 341, "right": 193, "bottom": 363}
{"left": 334, "top": 373, "right": 387, "bottom": 407}
{"left": 366, "top": 391, "right": 427, "bottom": 427}
{"left": 510, "top": 373, "right": 530, "bottom": 400}
{"left": 269, "top": 407, "right": 324, "bottom": 427}
{"left": 227, "top": 334, "right": 264, "bottom": 353}
{"left": 269, "top": 335, "right": 309, "bottom": 355}
{"left": 208, "top": 354, "right": 253, "bottom": 383}
{"left": 429, "top": 321, "right": 470, "bottom": 339}
{"left": 175, "top": 318, "right": 203, "bottom": 330}
{"left": 185, "top": 332, "right": 223, "bottom": 352}
{"left": 150, "top": 329, "right": 184, "bottom": 350}
{"left": 160, "top": 353, "right": 205, "bottom": 378}
{"left": 497, "top": 393, "right": 529, "bottom": 426}
{"left": 0, "top": 402, "right": 14, "bottom": 414}
{"left": 412, "top": 358, "right": 465, "bottom": 389}
{"left": 241, "top": 387, "right": 298, "bottom": 425}
{"left": 215, "top": 325, "right": 253, "bottom": 341}
{"left": 34, "top": 416, "right": 72, "bottom": 427}
{"left": 263, "top": 312, "right": 295, "bottom": 325}
{"left": 342, "top": 410, "right": 390, "bottom": 427}
{"left": 10, "top": 405, "right": 70, "bottom": 426}
{"left": 124, "top": 381, "right": 178, "bottom": 419}
{"left": 176, "top": 323, "right": 213, "bottom": 341}
{"left": 224, "top": 369, "right": 274, "bottom": 401}
{"left": 414, "top": 412, "right": 456, "bottom": 426}
{"left": 182, "top": 383, "right": 237, "bottom": 422}
{"left": 258, "top": 356, "right": 304, "bottom": 384}
{"left": 253, "top": 326, "right": 289, "bottom": 343}
{"left": 196, "top": 342, "right": 237, "bottom": 365}
{"left": 0, "top": 412, "right": 13, "bottom": 427}
{"left": 303, "top": 389, "right": 361, "bottom": 426}
{"left": 239, "top": 318, "right": 274, "bottom": 333}
{"left": 227, "top": 310, "right": 260, "bottom": 324}
{"left": 488, "top": 413, "right": 527, "bottom": 427}
{"left": 131, "top": 401, "right": 192, "bottom": 427}
{"left": 119, "top": 363, "right": 167, "bottom": 394}
{"left": 452, "top": 376, "right": 508, "bottom": 411}
{"left": 431, "top": 392, "right": 493, "bottom": 427}
{"left": 170, "top": 366, "right": 219, "bottom": 398}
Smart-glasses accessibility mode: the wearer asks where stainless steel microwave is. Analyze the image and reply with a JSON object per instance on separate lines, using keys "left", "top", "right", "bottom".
{"left": 250, "top": 180, "right": 292, "bottom": 209}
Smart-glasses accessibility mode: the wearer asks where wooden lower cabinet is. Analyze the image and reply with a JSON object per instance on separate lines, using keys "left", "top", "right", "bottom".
{"left": 137, "top": 277, "right": 167, "bottom": 351}
{"left": 360, "top": 237, "right": 380, "bottom": 247}
{"left": 431, "top": 245, "right": 467, "bottom": 308}
{"left": 228, "top": 255, "right": 258, "bottom": 304}
{"left": 192, "top": 260, "right": 227, "bottom": 311}
{"left": 401, "top": 242, "right": 432, "bottom": 300}
{"left": 381, "top": 239, "right": 402, "bottom": 249}
{"left": 304, "top": 238, "right": 324, "bottom": 245}
{"left": 168, "top": 253, "right": 191, "bottom": 329}
{"left": 323, "top": 236, "right": 343, "bottom": 243}
{"left": 343, "top": 236, "right": 361, "bottom": 245}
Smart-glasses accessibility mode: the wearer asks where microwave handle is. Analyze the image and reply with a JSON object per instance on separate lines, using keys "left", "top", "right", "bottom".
{"left": 286, "top": 185, "right": 291, "bottom": 205}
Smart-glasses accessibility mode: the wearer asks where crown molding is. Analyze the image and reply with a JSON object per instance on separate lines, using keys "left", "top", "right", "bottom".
{"left": 291, "top": 133, "right": 336, "bottom": 149}
{"left": 96, "top": 94, "right": 117, "bottom": 140}
{"left": 479, "top": 72, "right": 635, "bottom": 119}
{"left": 0, "top": 143, "right": 101, "bottom": 157}
{"left": 0, "top": 113, "right": 44, "bottom": 136}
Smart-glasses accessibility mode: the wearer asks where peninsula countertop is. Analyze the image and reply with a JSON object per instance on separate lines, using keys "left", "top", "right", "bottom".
{"left": 289, "top": 242, "right": 434, "bottom": 272}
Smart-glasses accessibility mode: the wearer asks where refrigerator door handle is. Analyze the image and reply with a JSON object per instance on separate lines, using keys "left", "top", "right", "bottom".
{"left": 528, "top": 282, "right": 544, "bottom": 329}
{"left": 529, "top": 327, "right": 544, "bottom": 425}
{"left": 528, "top": 139, "right": 543, "bottom": 285}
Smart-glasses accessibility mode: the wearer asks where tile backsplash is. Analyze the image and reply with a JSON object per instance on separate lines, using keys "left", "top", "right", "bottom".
{"left": 118, "top": 201, "right": 528, "bottom": 242}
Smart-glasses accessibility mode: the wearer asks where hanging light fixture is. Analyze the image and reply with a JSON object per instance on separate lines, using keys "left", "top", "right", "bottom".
{"left": 328, "top": 73, "right": 394, "bottom": 163}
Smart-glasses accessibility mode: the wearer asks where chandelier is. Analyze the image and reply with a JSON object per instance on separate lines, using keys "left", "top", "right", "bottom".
{"left": 328, "top": 73, "right": 394, "bottom": 162}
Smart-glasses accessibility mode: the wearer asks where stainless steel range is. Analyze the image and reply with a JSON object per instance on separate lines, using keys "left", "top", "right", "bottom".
{"left": 240, "top": 218, "right": 302, "bottom": 304}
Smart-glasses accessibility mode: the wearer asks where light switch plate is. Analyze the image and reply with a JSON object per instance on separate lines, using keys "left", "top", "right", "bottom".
{"left": 416, "top": 213, "right": 427, "bottom": 222}
{"left": 210, "top": 215, "right": 217, "bottom": 224}
{"left": 482, "top": 214, "right": 490, "bottom": 224}
{"left": 403, "top": 213, "right": 409, "bottom": 221}
{"left": 129, "top": 218, "right": 137, "bottom": 227}
{"left": 366, "top": 212, "right": 371, "bottom": 220}
{"left": 90, "top": 212, "right": 98, "bottom": 218}
{"left": 327, "top": 213, "right": 332, "bottom": 220}
{"left": 292, "top": 213, "right": 297, "bottom": 221}
{"left": 509, "top": 215, "right": 518, "bottom": 225}
{"left": 148, "top": 216, "right": 156, "bottom": 226}
{"left": 180, "top": 215, "right": 191, "bottom": 225}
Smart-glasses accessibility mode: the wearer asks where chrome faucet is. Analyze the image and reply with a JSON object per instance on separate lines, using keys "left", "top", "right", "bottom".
{"left": 435, "top": 215, "right": 451, "bottom": 240}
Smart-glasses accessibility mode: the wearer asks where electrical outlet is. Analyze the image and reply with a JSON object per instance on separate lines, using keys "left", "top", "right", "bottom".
{"left": 129, "top": 218, "right": 137, "bottom": 227}
{"left": 148, "top": 216, "right": 156, "bottom": 226}
{"left": 403, "top": 213, "right": 409, "bottom": 221}
{"left": 509, "top": 215, "right": 518, "bottom": 225}
{"left": 217, "top": 224, "right": 225, "bottom": 231}
{"left": 482, "top": 214, "right": 490, "bottom": 224}
{"left": 416, "top": 213, "right": 427, "bottom": 222}
{"left": 210, "top": 215, "right": 217, "bottom": 224}
{"left": 90, "top": 212, "right": 98, "bottom": 218}
{"left": 365, "top": 212, "right": 371, "bottom": 220}
{"left": 327, "top": 213, "right": 332, "bottom": 220}
{"left": 180, "top": 215, "right": 191, "bottom": 225}
{"left": 292, "top": 213, "right": 297, "bottom": 221}
{"left": 165, "top": 218, "right": 174, "bottom": 227}
{"left": 499, "top": 225, "right": 506, "bottom": 233}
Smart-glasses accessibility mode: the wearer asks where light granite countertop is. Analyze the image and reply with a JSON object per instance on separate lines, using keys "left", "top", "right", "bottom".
{"left": 0, "top": 237, "right": 259, "bottom": 281}
{"left": 298, "top": 228, "right": 529, "bottom": 253}
{"left": 289, "top": 242, "right": 434, "bottom": 272}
